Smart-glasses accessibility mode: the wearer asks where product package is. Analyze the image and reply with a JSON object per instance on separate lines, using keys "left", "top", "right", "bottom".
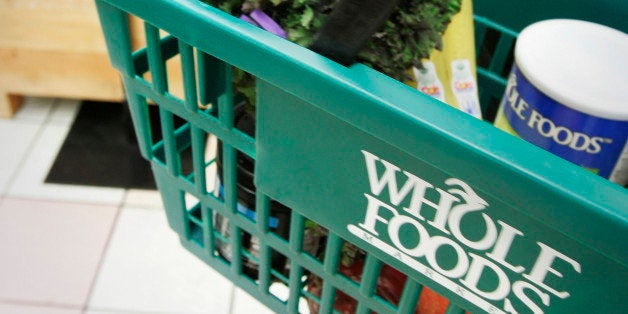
{"left": 407, "top": 0, "right": 482, "bottom": 119}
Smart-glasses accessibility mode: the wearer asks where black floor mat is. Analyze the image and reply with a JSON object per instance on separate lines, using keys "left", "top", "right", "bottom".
{"left": 46, "top": 101, "right": 158, "bottom": 189}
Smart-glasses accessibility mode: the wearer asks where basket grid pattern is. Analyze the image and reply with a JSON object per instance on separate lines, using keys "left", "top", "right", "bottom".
{"left": 95, "top": 0, "right": 628, "bottom": 313}
{"left": 108, "top": 8, "right": 475, "bottom": 313}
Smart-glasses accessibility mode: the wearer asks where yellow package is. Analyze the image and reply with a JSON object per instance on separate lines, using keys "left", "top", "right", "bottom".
{"left": 407, "top": 0, "right": 482, "bottom": 119}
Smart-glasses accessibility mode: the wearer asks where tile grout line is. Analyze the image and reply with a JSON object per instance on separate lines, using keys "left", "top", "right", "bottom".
{"left": 81, "top": 180, "right": 131, "bottom": 313}
{"left": 81, "top": 195, "right": 126, "bottom": 314}
{"left": 0, "top": 99, "right": 58, "bottom": 200}
{"left": 0, "top": 297, "right": 83, "bottom": 311}
{"left": 228, "top": 284, "right": 237, "bottom": 314}
{"left": 3, "top": 195, "right": 127, "bottom": 209}
{"left": 82, "top": 305, "right": 181, "bottom": 314}
{"left": 81, "top": 188, "right": 166, "bottom": 312}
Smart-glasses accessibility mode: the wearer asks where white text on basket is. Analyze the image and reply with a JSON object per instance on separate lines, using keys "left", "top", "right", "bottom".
{"left": 347, "top": 150, "right": 582, "bottom": 314}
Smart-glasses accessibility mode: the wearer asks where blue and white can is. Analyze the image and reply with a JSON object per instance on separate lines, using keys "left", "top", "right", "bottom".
{"left": 494, "top": 19, "right": 628, "bottom": 185}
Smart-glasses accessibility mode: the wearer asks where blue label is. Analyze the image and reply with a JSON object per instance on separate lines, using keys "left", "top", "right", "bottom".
{"left": 217, "top": 183, "right": 280, "bottom": 228}
{"left": 499, "top": 65, "right": 628, "bottom": 178}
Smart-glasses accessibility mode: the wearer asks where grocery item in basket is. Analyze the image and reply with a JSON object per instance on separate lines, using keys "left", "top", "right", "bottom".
{"left": 494, "top": 19, "right": 628, "bottom": 185}
{"left": 308, "top": 0, "right": 401, "bottom": 66}
{"left": 212, "top": 104, "right": 292, "bottom": 279}
{"left": 204, "top": 0, "right": 463, "bottom": 106}
{"left": 240, "top": 8, "right": 288, "bottom": 38}
{"left": 408, "top": 0, "right": 482, "bottom": 119}
{"left": 306, "top": 244, "right": 451, "bottom": 314}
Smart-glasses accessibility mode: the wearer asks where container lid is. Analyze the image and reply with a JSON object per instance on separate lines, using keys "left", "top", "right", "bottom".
{"left": 515, "top": 19, "right": 628, "bottom": 120}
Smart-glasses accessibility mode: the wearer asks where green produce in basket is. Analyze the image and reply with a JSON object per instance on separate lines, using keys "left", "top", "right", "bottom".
{"left": 203, "top": 0, "right": 462, "bottom": 105}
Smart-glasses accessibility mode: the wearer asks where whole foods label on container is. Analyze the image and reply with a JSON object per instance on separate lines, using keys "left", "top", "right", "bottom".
{"left": 494, "top": 65, "right": 628, "bottom": 181}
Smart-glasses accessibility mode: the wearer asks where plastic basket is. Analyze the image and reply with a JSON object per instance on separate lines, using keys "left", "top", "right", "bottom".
{"left": 95, "top": 1, "right": 627, "bottom": 313}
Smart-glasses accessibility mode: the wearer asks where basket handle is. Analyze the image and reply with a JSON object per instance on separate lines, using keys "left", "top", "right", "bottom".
{"left": 308, "top": 0, "right": 402, "bottom": 66}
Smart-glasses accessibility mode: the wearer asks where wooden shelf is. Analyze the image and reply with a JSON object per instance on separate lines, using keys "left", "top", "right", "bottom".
{"left": 0, "top": 0, "right": 125, "bottom": 117}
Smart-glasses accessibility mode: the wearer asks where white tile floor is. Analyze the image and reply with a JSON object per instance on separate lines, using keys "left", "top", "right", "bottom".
{"left": 0, "top": 98, "right": 275, "bottom": 314}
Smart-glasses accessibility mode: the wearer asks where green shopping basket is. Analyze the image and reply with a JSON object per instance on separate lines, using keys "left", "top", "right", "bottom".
{"left": 95, "top": 0, "right": 627, "bottom": 313}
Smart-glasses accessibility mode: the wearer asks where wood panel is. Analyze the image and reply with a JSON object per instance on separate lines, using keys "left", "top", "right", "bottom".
{"left": 0, "top": 0, "right": 125, "bottom": 117}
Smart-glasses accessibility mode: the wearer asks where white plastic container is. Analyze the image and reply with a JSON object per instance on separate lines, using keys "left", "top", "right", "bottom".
{"left": 494, "top": 19, "right": 628, "bottom": 185}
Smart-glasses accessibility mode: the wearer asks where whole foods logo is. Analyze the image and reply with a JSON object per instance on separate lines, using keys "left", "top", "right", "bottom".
{"left": 347, "top": 151, "right": 582, "bottom": 313}
{"left": 504, "top": 74, "right": 613, "bottom": 154}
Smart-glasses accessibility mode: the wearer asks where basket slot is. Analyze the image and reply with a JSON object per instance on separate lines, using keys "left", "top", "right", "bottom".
{"left": 473, "top": 18, "right": 488, "bottom": 59}
{"left": 287, "top": 260, "right": 305, "bottom": 313}
{"left": 203, "top": 204, "right": 216, "bottom": 255}
{"left": 319, "top": 282, "right": 338, "bottom": 314}
{"left": 289, "top": 211, "right": 306, "bottom": 253}
{"left": 257, "top": 244, "right": 272, "bottom": 295}
{"left": 178, "top": 40, "right": 200, "bottom": 112}
{"left": 319, "top": 233, "right": 343, "bottom": 313}
{"left": 397, "top": 278, "right": 422, "bottom": 313}
{"left": 125, "top": 93, "right": 154, "bottom": 159}
{"left": 473, "top": 17, "right": 518, "bottom": 66}
{"left": 286, "top": 211, "right": 306, "bottom": 312}
{"left": 301, "top": 277, "right": 322, "bottom": 311}
{"left": 249, "top": 194, "right": 271, "bottom": 294}
{"left": 145, "top": 22, "right": 170, "bottom": 94}
{"left": 197, "top": 52, "right": 230, "bottom": 110}
{"left": 268, "top": 250, "right": 291, "bottom": 298}
{"left": 323, "top": 234, "right": 344, "bottom": 274}
{"left": 132, "top": 35, "right": 179, "bottom": 78}
{"left": 256, "top": 192, "right": 272, "bottom": 234}
{"left": 355, "top": 255, "right": 382, "bottom": 314}
{"left": 151, "top": 109, "right": 194, "bottom": 178}
{"left": 487, "top": 35, "right": 515, "bottom": 77}
{"left": 444, "top": 304, "right": 466, "bottom": 314}
{"left": 217, "top": 72, "right": 235, "bottom": 129}
{"left": 184, "top": 193, "right": 203, "bottom": 246}
{"left": 229, "top": 220, "right": 244, "bottom": 275}
{"left": 220, "top": 143, "right": 238, "bottom": 214}
{"left": 190, "top": 126, "right": 209, "bottom": 194}
{"left": 474, "top": 16, "right": 518, "bottom": 121}
{"left": 158, "top": 107, "right": 181, "bottom": 176}
{"left": 476, "top": 69, "right": 507, "bottom": 122}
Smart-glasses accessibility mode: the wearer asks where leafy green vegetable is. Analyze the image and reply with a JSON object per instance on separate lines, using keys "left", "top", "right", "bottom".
{"left": 202, "top": 0, "right": 462, "bottom": 104}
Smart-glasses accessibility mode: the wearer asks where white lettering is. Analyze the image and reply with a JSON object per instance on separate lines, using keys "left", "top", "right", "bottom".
{"left": 358, "top": 150, "right": 581, "bottom": 314}
{"left": 503, "top": 298, "right": 519, "bottom": 314}
{"left": 525, "top": 110, "right": 611, "bottom": 154}
{"left": 587, "top": 137, "right": 607, "bottom": 154}
{"left": 448, "top": 205, "right": 497, "bottom": 251}
{"left": 461, "top": 253, "right": 512, "bottom": 301}
{"left": 486, "top": 221, "right": 526, "bottom": 273}
{"left": 362, "top": 150, "right": 424, "bottom": 205}
{"left": 513, "top": 99, "right": 528, "bottom": 120}
{"left": 511, "top": 280, "right": 551, "bottom": 314}
{"left": 527, "top": 110, "right": 544, "bottom": 130}
{"left": 424, "top": 236, "right": 469, "bottom": 278}
{"left": 524, "top": 242, "right": 582, "bottom": 298}
{"left": 406, "top": 186, "right": 458, "bottom": 234}
{"left": 388, "top": 214, "right": 430, "bottom": 257}
{"left": 358, "top": 194, "right": 398, "bottom": 236}
{"left": 446, "top": 178, "right": 496, "bottom": 250}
